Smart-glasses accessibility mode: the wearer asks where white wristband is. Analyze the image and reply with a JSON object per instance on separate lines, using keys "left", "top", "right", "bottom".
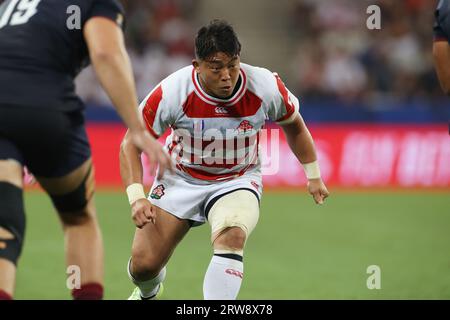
{"left": 126, "top": 183, "right": 146, "bottom": 205}
{"left": 302, "top": 160, "right": 321, "bottom": 180}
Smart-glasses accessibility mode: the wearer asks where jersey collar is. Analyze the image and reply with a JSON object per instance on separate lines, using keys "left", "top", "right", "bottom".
{"left": 192, "top": 67, "right": 247, "bottom": 106}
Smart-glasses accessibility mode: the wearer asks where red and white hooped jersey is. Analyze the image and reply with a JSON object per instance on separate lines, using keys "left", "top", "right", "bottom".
{"left": 139, "top": 63, "right": 300, "bottom": 183}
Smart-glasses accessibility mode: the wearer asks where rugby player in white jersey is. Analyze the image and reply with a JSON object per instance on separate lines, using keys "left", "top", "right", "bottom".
{"left": 120, "top": 20, "right": 329, "bottom": 300}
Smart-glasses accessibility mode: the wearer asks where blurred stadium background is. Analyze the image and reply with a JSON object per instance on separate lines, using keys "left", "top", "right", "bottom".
{"left": 16, "top": 0, "right": 449, "bottom": 299}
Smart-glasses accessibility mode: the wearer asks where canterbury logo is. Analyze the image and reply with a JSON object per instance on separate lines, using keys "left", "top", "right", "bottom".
{"left": 215, "top": 106, "right": 228, "bottom": 114}
{"left": 225, "top": 268, "right": 244, "bottom": 279}
{"left": 251, "top": 181, "right": 259, "bottom": 190}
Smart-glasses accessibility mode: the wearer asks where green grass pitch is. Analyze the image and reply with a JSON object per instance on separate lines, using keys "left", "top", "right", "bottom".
{"left": 14, "top": 189, "right": 450, "bottom": 299}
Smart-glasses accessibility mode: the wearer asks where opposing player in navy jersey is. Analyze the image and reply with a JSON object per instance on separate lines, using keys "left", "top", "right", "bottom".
{"left": 433, "top": 0, "right": 450, "bottom": 95}
{"left": 0, "top": 0, "right": 172, "bottom": 300}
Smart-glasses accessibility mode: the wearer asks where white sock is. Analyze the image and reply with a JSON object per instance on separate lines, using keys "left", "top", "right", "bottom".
{"left": 127, "top": 258, "right": 166, "bottom": 298}
{"left": 203, "top": 254, "right": 244, "bottom": 300}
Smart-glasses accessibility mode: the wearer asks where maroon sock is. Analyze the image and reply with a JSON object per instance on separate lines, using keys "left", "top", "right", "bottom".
{"left": 0, "top": 290, "right": 13, "bottom": 300}
{"left": 72, "top": 283, "right": 103, "bottom": 300}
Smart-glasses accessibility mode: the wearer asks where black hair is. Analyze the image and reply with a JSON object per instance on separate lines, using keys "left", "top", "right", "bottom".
{"left": 195, "top": 20, "right": 241, "bottom": 60}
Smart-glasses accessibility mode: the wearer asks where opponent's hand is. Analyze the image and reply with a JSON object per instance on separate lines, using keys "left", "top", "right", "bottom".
{"left": 131, "top": 198, "right": 156, "bottom": 228}
{"left": 307, "top": 178, "right": 329, "bottom": 205}
{"left": 128, "top": 129, "right": 173, "bottom": 179}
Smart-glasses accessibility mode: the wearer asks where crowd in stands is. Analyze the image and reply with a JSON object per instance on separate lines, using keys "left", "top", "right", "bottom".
{"left": 77, "top": 0, "right": 446, "bottom": 112}
{"left": 288, "top": 0, "right": 443, "bottom": 109}
{"left": 77, "top": 0, "right": 197, "bottom": 105}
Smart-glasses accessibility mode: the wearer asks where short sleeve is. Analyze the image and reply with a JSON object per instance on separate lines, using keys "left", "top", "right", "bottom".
{"left": 434, "top": 0, "right": 450, "bottom": 43}
{"left": 267, "top": 73, "right": 300, "bottom": 125}
{"left": 139, "top": 85, "right": 171, "bottom": 138}
{"left": 89, "top": 0, "right": 125, "bottom": 29}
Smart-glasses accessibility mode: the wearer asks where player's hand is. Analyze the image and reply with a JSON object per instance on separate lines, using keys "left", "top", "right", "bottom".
{"left": 23, "top": 167, "right": 36, "bottom": 185}
{"left": 131, "top": 198, "right": 156, "bottom": 228}
{"left": 307, "top": 178, "right": 329, "bottom": 205}
{"left": 128, "top": 129, "right": 173, "bottom": 179}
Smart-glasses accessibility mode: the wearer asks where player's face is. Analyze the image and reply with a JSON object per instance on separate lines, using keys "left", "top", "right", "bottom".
{"left": 193, "top": 52, "right": 241, "bottom": 98}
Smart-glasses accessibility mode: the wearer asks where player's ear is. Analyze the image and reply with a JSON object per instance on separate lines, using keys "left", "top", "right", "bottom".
{"left": 192, "top": 59, "right": 200, "bottom": 71}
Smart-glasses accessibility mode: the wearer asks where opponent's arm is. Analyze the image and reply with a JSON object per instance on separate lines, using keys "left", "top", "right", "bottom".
{"left": 280, "top": 114, "right": 329, "bottom": 204}
{"left": 84, "top": 17, "right": 172, "bottom": 178}
{"left": 120, "top": 130, "right": 156, "bottom": 228}
{"left": 433, "top": 41, "right": 450, "bottom": 95}
{"left": 432, "top": 1, "right": 450, "bottom": 96}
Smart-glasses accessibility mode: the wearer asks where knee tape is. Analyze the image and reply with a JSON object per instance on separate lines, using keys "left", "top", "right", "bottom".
{"left": 50, "top": 166, "right": 94, "bottom": 213}
{"left": 207, "top": 189, "right": 259, "bottom": 242}
{"left": 0, "top": 182, "right": 25, "bottom": 265}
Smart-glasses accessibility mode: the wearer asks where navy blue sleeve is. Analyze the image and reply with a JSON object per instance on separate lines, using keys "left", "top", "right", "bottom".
{"left": 88, "top": 0, "right": 125, "bottom": 29}
{"left": 434, "top": 0, "right": 450, "bottom": 43}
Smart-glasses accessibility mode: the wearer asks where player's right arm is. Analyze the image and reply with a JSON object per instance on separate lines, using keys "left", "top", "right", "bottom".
{"left": 120, "top": 75, "right": 173, "bottom": 227}
{"left": 83, "top": 17, "right": 173, "bottom": 177}
{"left": 120, "top": 130, "right": 155, "bottom": 228}
{"left": 433, "top": 0, "right": 450, "bottom": 95}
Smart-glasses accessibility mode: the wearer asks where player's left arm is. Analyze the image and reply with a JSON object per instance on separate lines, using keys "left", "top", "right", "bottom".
{"left": 269, "top": 72, "right": 329, "bottom": 204}
{"left": 280, "top": 114, "right": 330, "bottom": 205}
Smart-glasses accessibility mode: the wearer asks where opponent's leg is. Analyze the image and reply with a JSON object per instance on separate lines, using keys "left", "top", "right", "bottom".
{"left": 0, "top": 159, "right": 25, "bottom": 300}
{"left": 37, "top": 158, "right": 103, "bottom": 300}
{"left": 203, "top": 189, "right": 259, "bottom": 300}
{"left": 128, "top": 206, "right": 190, "bottom": 300}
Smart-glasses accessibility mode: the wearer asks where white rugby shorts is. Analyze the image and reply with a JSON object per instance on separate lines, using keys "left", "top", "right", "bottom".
{"left": 147, "top": 170, "right": 262, "bottom": 226}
